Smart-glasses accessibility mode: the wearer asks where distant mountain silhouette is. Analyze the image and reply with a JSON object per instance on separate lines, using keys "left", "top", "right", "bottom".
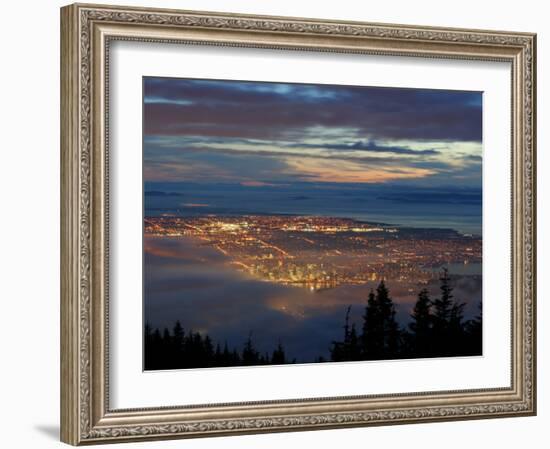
{"left": 145, "top": 191, "right": 184, "bottom": 197}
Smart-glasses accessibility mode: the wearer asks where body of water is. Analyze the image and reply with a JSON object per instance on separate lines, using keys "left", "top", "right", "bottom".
{"left": 144, "top": 182, "right": 482, "bottom": 236}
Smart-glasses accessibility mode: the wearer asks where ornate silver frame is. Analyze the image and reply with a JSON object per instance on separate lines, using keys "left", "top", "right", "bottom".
{"left": 60, "top": 3, "right": 536, "bottom": 445}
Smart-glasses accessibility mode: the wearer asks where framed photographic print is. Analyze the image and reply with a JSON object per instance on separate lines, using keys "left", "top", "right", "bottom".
{"left": 60, "top": 3, "right": 537, "bottom": 445}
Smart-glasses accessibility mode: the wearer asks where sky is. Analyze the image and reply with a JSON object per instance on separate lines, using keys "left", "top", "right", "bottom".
{"left": 143, "top": 77, "right": 482, "bottom": 189}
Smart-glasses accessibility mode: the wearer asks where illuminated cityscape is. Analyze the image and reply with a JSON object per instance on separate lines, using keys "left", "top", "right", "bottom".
{"left": 145, "top": 215, "right": 481, "bottom": 291}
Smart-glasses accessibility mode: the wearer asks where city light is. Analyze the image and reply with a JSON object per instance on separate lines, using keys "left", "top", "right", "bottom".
{"left": 145, "top": 215, "right": 482, "bottom": 291}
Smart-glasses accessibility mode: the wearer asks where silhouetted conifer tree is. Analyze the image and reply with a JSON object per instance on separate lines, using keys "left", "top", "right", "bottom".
{"left": 448, "top": 300, "right": 466, "bottom": 354}
{"left": 348, "top": 323, "right": 361, "bottom": 360}
{"left": 221, "top": 341, "right": 231, "bottom": 366}
{"left": 330, "top": 305, "right": 352, "bottom": 361}
{"left": 376, "top": 281, "right": 401, "bottom": 358}
{"left": 231, "top": 348, "right": 241, "bottom": 365}
{"left": 151, "top": 328, "right": 162, "bottom": 369}
{"left": 387, "top": 306, "right": 401, "bottom": 357}
{"left": 362, "top": 289, "right": 382, "bottom": 358}
{"left": 203, "top": 335, "right": 214, "bottom": 366}
{"left": 409, "top": 288, "right": 434, "bottom": 357}
{"left": 144, "top": 322, "right": 154, "bottom": 369}
{"left": 430, "top": 268, "right": 472, "bottom": 356}
{"left": 272, "top": 341, "right": 287, "bottom": 364}
{"left": 433, "top": 268, "right": 453, "bottom": 326}
{"left": 173, "top": 321, "right": 184, "bottom": 355}
{"left": 464, "top": 301, "right": 482, "bottom": 355}
{"left": 242, "top": 332, "right": 260, "bottom": 366}
{"left": 214, "top": 343, "right": 222, "bottom": 364}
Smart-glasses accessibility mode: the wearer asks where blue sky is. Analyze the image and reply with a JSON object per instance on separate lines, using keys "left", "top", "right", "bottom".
{"left": 143, "top": 77, "right": 482, "bottom": 188}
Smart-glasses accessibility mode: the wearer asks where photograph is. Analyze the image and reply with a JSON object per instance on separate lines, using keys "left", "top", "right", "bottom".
{"left": 57, "top": 3, "right": 536, "bottom": 444}
{"left": 143, "top": 77, "right": 484, "bottom": 370}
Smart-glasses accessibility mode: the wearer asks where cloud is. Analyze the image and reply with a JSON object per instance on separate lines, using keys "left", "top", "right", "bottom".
{"left": 143, "top": 133, "right": 483, "bottom": 186}
{"left": 142, "top": 78, "right": 482, "bottom": 187}
{"left": 144, "top": 77, "right": 482, "bottom": 143}
{"left": 464, "top": 154, "right": 482, "bottom": 162}
{"left": 145, "top": 135, "right": 442, "bottom": 163}
{"left": 291, "top": 139, "right": 440, "bottom": 155}
{"left": 240, "top": 181, "right": 283, "bottom": 187}
{"left": 144, "top": 142, "right": 438, "bottom": 184}
{"left": 144, "top": 97, "right": 194, "bottom": 106}
{"left": 283, "top": 157, "right": 436, "bottom": 183}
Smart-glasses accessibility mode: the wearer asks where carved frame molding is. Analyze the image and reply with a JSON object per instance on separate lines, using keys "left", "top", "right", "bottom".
{"left": 61, "top": 3, "right": 536, "bottom": 445}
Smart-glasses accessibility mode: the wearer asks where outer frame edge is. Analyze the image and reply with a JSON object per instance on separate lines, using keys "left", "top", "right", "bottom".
{"left": 60, "top": 3, "right": 81, "bottom": 446}
{"left": 61, "top": 2, "right": 537, "bottom": 444}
